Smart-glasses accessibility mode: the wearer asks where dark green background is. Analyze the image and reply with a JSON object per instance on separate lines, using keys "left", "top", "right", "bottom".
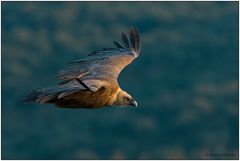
{"left": 2, "top": 2, "right": 239, "bottom": 159}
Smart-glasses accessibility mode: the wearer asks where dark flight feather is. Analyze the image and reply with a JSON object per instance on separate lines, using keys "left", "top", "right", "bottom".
{"left": 113, "top": 41, "right": 125, "bottom": 49}
{"left": 121, "top": 32, "right": 130, "bottom": 48}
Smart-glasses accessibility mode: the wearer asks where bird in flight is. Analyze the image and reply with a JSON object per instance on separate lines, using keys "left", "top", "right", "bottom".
{"left": 22, "top": 27, "right": 141, "bottom": 109}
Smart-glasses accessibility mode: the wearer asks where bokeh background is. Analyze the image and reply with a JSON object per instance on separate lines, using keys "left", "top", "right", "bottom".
{"left": 1, "top": 1, "right": 239, "bottom": 160}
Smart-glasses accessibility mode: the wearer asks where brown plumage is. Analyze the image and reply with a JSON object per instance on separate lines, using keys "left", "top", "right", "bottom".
{"left": 22, "top": 27, "right": 141, "bottom": 109}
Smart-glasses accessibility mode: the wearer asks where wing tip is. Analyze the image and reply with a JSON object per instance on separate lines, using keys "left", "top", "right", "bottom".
{"left": 129, "top": 27, "right": 141, "bottom": 54}
{"left": 115, "top": 27, "right": 141, "bottom": 55}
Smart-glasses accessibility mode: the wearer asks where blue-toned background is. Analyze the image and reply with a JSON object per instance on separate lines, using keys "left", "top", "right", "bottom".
{"left": 2, "top": 2, "right": 239, "bottom": 159}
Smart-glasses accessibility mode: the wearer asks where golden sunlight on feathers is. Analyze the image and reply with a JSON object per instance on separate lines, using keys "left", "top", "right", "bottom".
{"left": 22, "top": 27, "right": 141, "bottom": 109}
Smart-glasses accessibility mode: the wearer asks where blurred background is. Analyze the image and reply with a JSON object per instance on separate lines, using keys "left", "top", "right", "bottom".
{"left": 1, "top": 1, "right": 239, "bottom": 159}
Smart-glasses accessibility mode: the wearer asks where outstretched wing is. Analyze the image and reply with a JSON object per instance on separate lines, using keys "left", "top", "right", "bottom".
{"left": 56, "top": 27, "right": 141, "bottom": 91}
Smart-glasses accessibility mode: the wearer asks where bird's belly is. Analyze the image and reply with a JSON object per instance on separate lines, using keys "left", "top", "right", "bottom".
{"left": 55, "top": 89, "right": 116, "bottom": 108}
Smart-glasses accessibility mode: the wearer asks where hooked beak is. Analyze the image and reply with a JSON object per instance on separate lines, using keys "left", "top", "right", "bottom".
{"left": 129, "top": 100, "right": 138, "bottom": 107}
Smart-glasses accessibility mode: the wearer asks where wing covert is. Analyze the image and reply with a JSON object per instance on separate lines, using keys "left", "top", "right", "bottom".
{"left": 56, "top": 27, "right": 141, "bottom": 90}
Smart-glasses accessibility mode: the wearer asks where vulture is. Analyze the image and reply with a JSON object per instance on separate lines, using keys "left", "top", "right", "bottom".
{"left": 22, "top": 27, "right": 141, "bottom": 109}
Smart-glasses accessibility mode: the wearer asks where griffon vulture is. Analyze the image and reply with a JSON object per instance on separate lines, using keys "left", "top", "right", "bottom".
{"left": 22, "top": 27, "right": 141, "bottom": 108}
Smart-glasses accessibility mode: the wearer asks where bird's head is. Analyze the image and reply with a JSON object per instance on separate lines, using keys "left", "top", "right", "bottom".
{"left": 113, "top": 90, "right": 138, "bottom": 107}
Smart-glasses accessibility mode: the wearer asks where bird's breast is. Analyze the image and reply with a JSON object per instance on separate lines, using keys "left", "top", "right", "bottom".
{"left": 58, "top": 85, "right": 119, "bottom": 108}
